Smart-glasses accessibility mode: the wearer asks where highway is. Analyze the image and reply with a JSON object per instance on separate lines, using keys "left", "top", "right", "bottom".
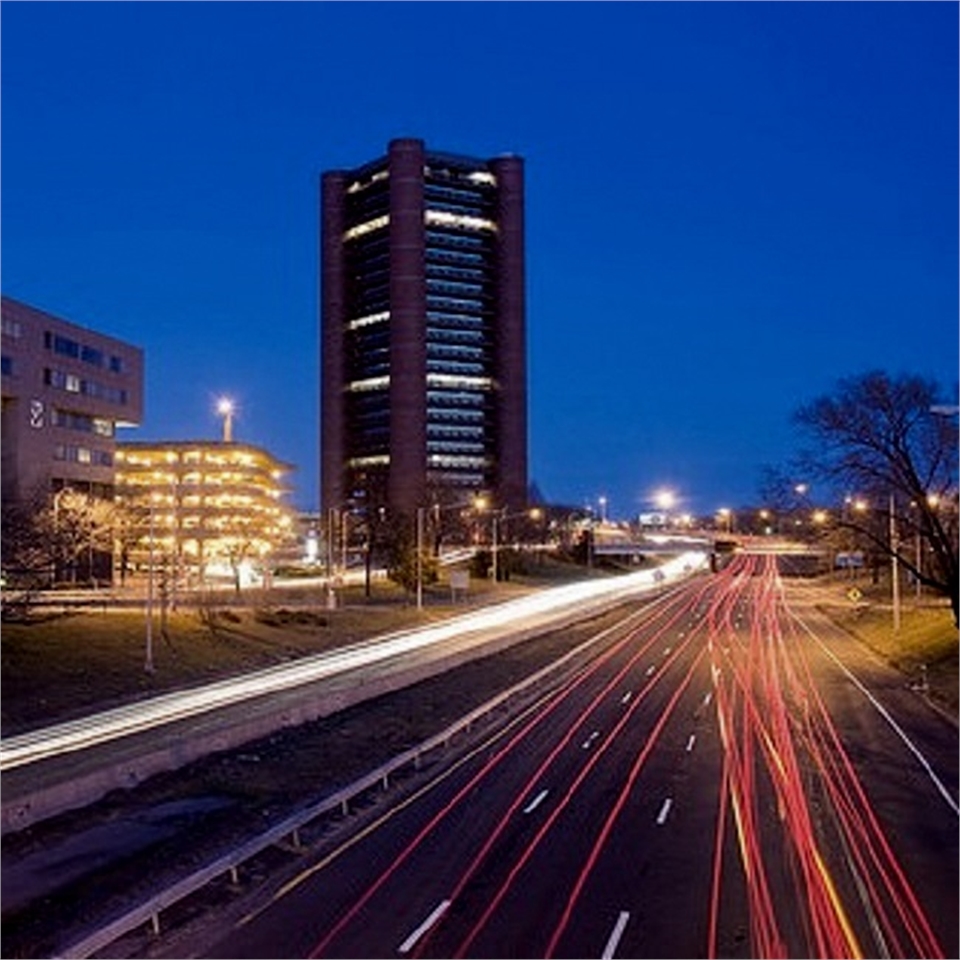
{"left": 189, "top": 553, "right": 957, "bottom": 959}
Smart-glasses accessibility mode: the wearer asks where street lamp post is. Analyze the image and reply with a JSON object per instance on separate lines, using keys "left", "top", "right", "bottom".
{"left": 416, "top": 506, "right": 425, "bottom": 610}
{"left": 889, "top": 493, "right": 901, "bottom": 632}
{"left": 217, "top": 398, "right": 234, "bottom": 443}
{"left": 145, "top": 498, "right": 156, "bottom": 674}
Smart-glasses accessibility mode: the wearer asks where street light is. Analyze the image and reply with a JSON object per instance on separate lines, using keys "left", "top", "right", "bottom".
{"left": 889, "top": 492, "right": 901, "bottom": 633}
{"left": 414, "top": 498, "right": 481, "bottom": 610}
{"left": 217, "top": 397, "right": 235, "bottom": 443}
{"left": 145, "top": 494, "right": 157, "bottom": 674}
{"left": 598, "top": 496, "right": 608, "bottom": 524}
{"left": 492, "top": 507, "right": 544, "bottom": 583}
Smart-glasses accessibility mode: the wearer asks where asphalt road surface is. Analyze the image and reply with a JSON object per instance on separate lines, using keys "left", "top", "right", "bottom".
{"left": 191, "top": 554, "right": 957, "bottom": 959}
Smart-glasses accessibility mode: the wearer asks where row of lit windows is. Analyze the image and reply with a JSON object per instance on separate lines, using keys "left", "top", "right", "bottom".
{"left": 117, "top": 473, "right": 283, "bottom": 493}
{"left": 428, "top": 440, "right": 486, "bottom": 455}
{"left": 52, "top": 409, "right": 115, "bottom": 437}
{"left": 427, "top": 454, "right": 490, "bottom": 469}
{"left": 347, "top": 454, "right": 390, "bottom": 468}
{"left": 117, "top": 450, "right": 275, "bottom": 470}
{"left": 345, "top": 373, "right": 492, "bottom": 394}
{"left": 44, "top": 368, "right": 129, "bottom": 405}
{"left": 424, "top": 210, "right": 498, "bottom": 233}
{"left": 344, "top": 210, "right": 499, "bottom": 244}
{"left": 427, "top": 406, "right": 485, "bottom": 423}
{"left": 346, "top": 310, "right": 390, "bottom": 330}
{"left": 427, "top": 423, "right": 485, "bottom": 439}
{"left": 424, "top": 166, "right": 496, "bottom": 187}
{"left": 346, "top": 168, "right": 389, "bottom": 194}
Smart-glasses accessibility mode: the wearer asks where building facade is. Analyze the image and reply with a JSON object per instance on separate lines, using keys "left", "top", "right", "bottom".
{"left": 1, "top": 296, "right": 144, "bottom": 506}
{"left": 321, "top": 138, "right": 527, "bottom": 522}
{"left": 114, "top": 441, "right": 294, "bottom": 586}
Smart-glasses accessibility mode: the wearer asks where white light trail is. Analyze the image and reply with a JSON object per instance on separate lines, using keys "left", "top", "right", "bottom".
{"left": 0, "top": 552, "right": 707, "bottom": 772}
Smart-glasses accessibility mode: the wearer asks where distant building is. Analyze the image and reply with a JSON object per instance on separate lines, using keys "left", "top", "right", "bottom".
{"left": 1, "top": 296, "right": 144, "bottom": 506}
{"left": 114, "top": 440, "right": 295, "bottom": 586}
{"left": 320, "top": 138, "right": 528, "bottom": 521}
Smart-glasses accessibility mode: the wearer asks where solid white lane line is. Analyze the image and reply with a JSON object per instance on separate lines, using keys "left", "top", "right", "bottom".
{"left": 656, "top": 798, "right": 673, "bottom": 825}
{"left": 685, "top": 734, "right": 696, "bottom": 752}
{"left": 793, "top": 612, "right": 960, "bottom": 817}
{"left": 523, "top": 789, "right": 549, "bottom": 814}
{"left": 601, "top": 911, "right": 631, "bottom": 959}
{"left": 399, "top": 899, "right": 451, "bottom": 954}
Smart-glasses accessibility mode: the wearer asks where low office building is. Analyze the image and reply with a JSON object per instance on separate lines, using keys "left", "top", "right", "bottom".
{"left": 1, "top": 296, "right": 144, "bottom": 505}
{"left": 1, "top": 296, "right": 144, "bottom": 582}
{"left": 114, "top": 441, "right": 295, "bottom": 587}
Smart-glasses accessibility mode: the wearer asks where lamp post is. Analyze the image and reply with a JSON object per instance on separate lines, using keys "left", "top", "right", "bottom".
{"left": 416, "top": 506, "right": 425, "bottom": 610}
{"left": 145, "top": 496, "right": 156, "bottom": 674}
{"left": 889, "top": 492, "right": 901, "bottom": 632}
{"left": 491, "top": 507, "right": 544, "bottom": 583}
{"left": 414, "top": 498, "right": 479, "bottom": 609}
{"left": 217, "top": 397, "right": 234, "bottom": 443}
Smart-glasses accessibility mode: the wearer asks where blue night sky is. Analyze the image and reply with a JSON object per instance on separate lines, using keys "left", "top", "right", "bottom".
{"left": 2, "top": 2, "right": 956, "bottom": 518}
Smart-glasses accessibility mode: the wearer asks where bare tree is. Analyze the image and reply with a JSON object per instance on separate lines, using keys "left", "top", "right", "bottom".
{"left": 793, "top": 371, "right": 958, "bottom": 623}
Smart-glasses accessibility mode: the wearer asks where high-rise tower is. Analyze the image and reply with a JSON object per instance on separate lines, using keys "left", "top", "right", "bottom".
{"left": 321, "top": 138, "right": 527, "bottom": 520}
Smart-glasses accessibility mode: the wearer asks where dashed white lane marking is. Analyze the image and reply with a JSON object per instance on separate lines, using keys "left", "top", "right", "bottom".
{"left": 523, "top": 789, "right": 549, "bottom": 814}
{"left": 703, "top": 691, "right": 712, "bottom": 707}
{"left": 601, "top": 910, "right": 630, "bottom": 959}
{"left": 399, "top": 899, "right": 450, "bottom": 954}
{"left": 621, "top": 691, "right": 632, "bottom": 705}
{"left": 656, "top": 798, "right": 673, "bottom": 825}
{"left": 645, "top": 664, "right": 656, "bottom": 676}
{"left": 663, "top": 646, "right": 672, "bottom": 656}
{"left": 582, "top": 731, "right": 600, "bottom": 749}
{"left": 685, "top": 734, "right": 696, "bottom": 753}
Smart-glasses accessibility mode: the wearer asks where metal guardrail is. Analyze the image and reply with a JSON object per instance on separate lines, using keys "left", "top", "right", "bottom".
{"left": 56, "top": 595, "right": 664, "bottom": 959}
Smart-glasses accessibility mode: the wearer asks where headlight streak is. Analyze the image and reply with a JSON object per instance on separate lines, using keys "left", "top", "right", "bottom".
{"left": 0, "top": 554, "right": 708, "bottom": 773}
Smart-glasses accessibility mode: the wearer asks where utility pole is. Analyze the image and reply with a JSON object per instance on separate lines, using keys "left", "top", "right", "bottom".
{"left": 145, "top": 500, "right": 155, "bottom": 673}
{"left": 889, "top": 493, "right": 901, "bottom": 632}
{"left": 416, "top": 506, "right": 424, "bottom": 610}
